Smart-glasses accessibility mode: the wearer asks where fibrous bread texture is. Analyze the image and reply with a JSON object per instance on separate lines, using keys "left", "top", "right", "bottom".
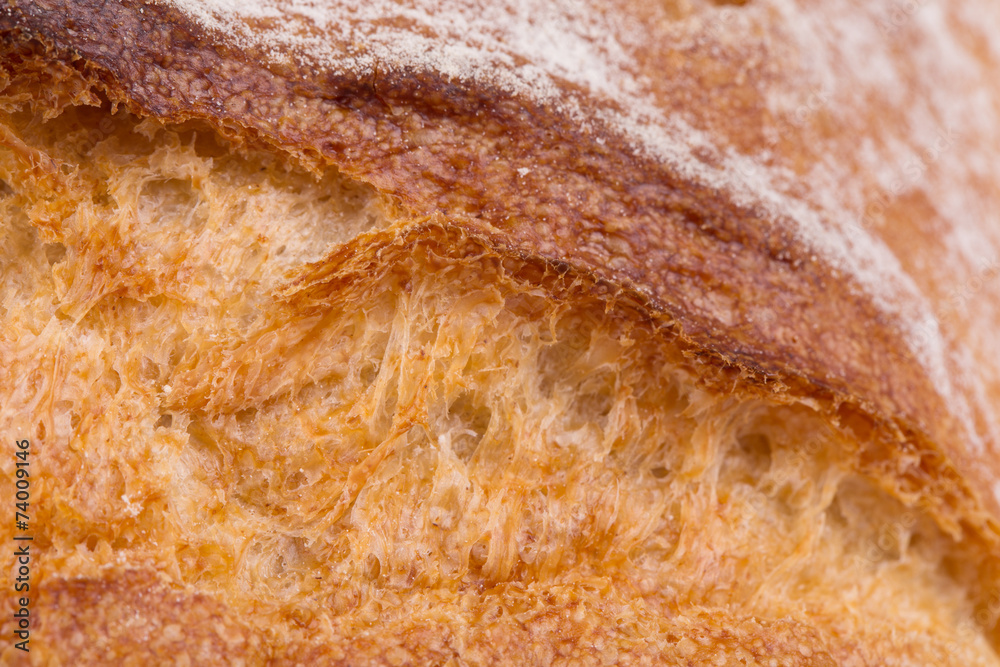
{"left": 0, "top": 53, "right": 998, "bottom": 665}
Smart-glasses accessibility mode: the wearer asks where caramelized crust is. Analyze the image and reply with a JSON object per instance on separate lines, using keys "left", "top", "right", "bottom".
{"left": 0, "top": 0, "right": 999, "bottom": 664}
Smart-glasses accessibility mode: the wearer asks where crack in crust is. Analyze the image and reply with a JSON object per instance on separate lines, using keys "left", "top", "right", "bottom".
{"left": 2, "top": 0, "right": 996, "bottom": 542}
{"left": 1, "top": 0, "right": 1000, "bottom": 665}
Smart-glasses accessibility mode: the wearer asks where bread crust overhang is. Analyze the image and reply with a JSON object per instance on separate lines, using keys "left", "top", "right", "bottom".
{"left": 2, "top": 0, "right": 999, "bottom": 578}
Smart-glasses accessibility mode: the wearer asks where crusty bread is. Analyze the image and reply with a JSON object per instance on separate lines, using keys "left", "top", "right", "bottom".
{"left": 1, "top": 0, "right": 999, "bottom": 664}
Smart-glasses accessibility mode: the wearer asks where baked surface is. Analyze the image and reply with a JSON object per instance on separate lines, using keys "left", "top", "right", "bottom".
{"left": 0, "top": 0, "right": 999, "bottom": 664}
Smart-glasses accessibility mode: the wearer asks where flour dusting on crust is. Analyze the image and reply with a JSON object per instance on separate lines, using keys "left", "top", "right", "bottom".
{"left": 162, "top": 0, "right": 1000, "bottom": 456}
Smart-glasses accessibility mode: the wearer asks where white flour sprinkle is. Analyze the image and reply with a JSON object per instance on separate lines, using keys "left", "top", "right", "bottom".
{"left": 162, "top": 0, "right": 1000, "bottom": 454}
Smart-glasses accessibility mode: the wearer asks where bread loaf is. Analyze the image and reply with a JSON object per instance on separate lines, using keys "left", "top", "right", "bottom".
{"left": 1, "top": 0, "right": 999, "bottom": 664}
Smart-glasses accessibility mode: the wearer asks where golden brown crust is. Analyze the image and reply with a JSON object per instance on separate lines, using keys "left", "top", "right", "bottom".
{"left": 7, "top": 569, "right": 980, "bottom": 666}
{"left": 3, "top": 0, "right": 996, "bottom": 540}
{"left": 7, "top": 570, "right": 833, "bottom": 666}
{"left": 2, "top": 0, "right": 1000, "bottom": 664}
{"left": 23, "top": 572, "right": 259, "bottom": 666}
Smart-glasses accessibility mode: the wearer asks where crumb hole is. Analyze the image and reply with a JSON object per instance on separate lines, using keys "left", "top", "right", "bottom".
{"left": 723, "top": 432, "right": 773, "bottom": 486}
{"left": 106, "top": 368, "right": 122, "bottom": 394}
{"left": 285, "top": 469, "right": 307, "bottom": 491}
{"left": 235, "top": 407, "right": 257, "bottom": 428}
{"left": 447, "top": 393, "right": 492, "bottom": 461}
{"left": 365, "top": 555, "right": 381, "bottom": 580}
{"left": 139, "top": 357, "right": 160, "bottom": 382}
{"left": 470, "top": 538, "right": 490, "bottom": 569}
{"left": 43, "top": 242, "right": 67, "bottom": 265}
{"left": 360, "top": 362, "right": 379, "bottom": 387}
